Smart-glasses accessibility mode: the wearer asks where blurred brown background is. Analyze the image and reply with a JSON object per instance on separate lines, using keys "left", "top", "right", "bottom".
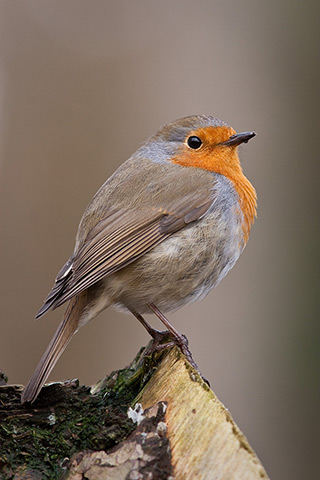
{"left": 0, "top": 1, "right": 319, "bottom": 478}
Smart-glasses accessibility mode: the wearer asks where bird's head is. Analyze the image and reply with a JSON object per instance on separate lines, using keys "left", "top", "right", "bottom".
{"left": 142, "top": 115, "right": 255, "bottom": 178}
{"left": 140, "top": 115, "right": 257, "bottom": 241}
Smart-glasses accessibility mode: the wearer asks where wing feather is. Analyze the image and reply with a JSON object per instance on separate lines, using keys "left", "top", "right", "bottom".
{"left": 36, "top": 189, "right": 215, "bottom": 317}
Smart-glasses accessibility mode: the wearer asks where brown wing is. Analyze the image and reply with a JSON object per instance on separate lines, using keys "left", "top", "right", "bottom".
{"left": 36, "top": 192, "right": 213, "bottom": 318}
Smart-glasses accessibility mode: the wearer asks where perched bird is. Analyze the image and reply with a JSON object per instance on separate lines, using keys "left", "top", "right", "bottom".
{"left": 21, "top": 115, "right": 257, "bottom": 404}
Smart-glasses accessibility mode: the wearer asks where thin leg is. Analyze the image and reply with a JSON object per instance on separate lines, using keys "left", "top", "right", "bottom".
{"left": 130, "top": 305, "right": 210, "bottom": 386}
{"left": 130, "top": 309, "right": 161, "bottom": 338}
{"left": 147, "top": 303, "right": 209, "bottom": 385}
{"left": 147, "top": 303, "right": 187, "bottom": 346}
{"left": 129, "top": 309, "right": 175, "bottom": 354}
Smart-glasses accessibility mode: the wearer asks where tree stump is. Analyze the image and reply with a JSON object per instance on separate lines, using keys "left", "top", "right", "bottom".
{"left": 0, "top": 345, "right": 269, "bottom": 479}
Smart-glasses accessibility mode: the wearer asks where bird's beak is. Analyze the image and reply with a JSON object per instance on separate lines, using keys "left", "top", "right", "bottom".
{"left": 223, "top": 131, "right": 256, "bottom": 147}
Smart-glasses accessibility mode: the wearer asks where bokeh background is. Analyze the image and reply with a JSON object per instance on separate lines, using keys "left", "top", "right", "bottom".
{"left": 0, "top": 1, "right": 319, "bottom": 478}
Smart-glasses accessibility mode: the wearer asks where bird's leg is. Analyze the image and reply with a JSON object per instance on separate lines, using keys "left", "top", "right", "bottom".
{"left": 129, "top": 309, "right": 175, "bottom": 355}
{"left": 147, "top": 303, "right": 187, "bottom": 346}
{"left": 130, "top": 309, "right": 161, "bottom": 337}
{"left": 131, "top": 306, "right": 209, "bottom": 385}
{"left": 147, "top": 303, "right": 207, "bottom": 383}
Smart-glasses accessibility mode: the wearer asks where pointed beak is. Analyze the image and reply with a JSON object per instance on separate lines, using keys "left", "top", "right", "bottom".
{"left": 223, "top": 131, "right": 256, "bottom": 147}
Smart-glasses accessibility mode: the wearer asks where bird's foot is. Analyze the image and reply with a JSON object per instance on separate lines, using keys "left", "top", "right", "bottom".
{"left": 147, "top": 303, "right": 210, "bottom": 386}
{"left": 130, "top": 306, "right": 210, "bottom": 386}
{"left": 144, "top": 329, "right": 175, "bottom": 356}
{"left": 150, "top": 329, "right": 210, "bottom": 386}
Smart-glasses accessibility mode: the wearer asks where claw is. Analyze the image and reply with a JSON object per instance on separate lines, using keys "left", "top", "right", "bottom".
{"left": 130, "top": 306, "right": 210, "bottom": 387}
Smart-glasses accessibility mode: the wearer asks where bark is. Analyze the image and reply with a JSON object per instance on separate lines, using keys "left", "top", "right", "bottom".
{"left": 0, "top": 345, "right": 269, "bottom": 480}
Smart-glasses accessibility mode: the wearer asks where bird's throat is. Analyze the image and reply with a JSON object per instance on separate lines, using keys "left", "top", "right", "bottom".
{"left": 171, "top": 147, "right": 257, "bottom": 242}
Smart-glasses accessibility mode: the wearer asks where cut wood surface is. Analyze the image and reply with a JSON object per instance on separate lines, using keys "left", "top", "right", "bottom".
{"left": 138, "top": 347, "right": 269, "bottom": 480}
{"left": 0, "top": 345, "right": 269, "bottom": 479}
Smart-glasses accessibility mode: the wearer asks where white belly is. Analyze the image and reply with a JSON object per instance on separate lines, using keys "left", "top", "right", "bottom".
{"left": 104, "top": 203, "right": 244, "bottom": 313}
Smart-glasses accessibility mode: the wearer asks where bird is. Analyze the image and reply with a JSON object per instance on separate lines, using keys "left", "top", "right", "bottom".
{"left": 21, "top": 114, "right": 257, "bottom": 404}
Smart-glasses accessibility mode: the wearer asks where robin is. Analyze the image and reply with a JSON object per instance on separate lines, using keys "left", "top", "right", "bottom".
{"left": 21, "top": 115, "right": 257, "bottom": 404}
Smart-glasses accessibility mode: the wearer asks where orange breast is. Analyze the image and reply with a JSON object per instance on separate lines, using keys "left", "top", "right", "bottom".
{"left": 170, "top": 126, "right": 257, "bottom": 242}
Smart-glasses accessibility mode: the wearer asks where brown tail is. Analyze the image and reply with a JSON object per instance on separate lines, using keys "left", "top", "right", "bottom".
{"left": 21, "top": 294, "right": 85, "bottom": 404}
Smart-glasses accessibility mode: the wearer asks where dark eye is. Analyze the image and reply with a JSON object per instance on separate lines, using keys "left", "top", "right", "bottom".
{"left": 187, "top": 136, "right": 202, "bottom": 149}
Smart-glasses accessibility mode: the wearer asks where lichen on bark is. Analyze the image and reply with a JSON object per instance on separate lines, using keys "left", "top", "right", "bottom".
{"left": 0, "top": 346, "right": 172, "bottom": 479}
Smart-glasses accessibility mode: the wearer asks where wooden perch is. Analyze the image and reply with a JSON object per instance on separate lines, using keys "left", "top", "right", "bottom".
{"left": 0, "top": 345, "right": 269, "bottom": 479}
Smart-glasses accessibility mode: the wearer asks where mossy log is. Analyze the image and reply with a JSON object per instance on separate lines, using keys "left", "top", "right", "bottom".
{"left": 0, "top": 344, "right": 269, "bottom": 479}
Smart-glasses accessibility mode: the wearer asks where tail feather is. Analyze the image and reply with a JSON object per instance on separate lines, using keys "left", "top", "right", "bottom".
{"left": 21, "top": 295, "right": 84, "bottom": 404}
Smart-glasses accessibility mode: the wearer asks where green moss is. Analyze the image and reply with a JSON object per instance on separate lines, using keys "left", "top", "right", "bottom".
{"left": 0, "top": 346, "right": 161, "bottom": 479}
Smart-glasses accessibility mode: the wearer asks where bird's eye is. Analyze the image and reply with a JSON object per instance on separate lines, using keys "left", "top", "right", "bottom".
{"left": 187, "top": 136, "right": 202, "bottom": 149}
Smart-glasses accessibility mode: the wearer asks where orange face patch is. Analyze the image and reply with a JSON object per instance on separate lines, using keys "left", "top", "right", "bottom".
{"left": 171, "top": 126, "right": 239, "bottom": 173}
{"left": 170, "top": 125, "right": 257, "bottom": 242}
